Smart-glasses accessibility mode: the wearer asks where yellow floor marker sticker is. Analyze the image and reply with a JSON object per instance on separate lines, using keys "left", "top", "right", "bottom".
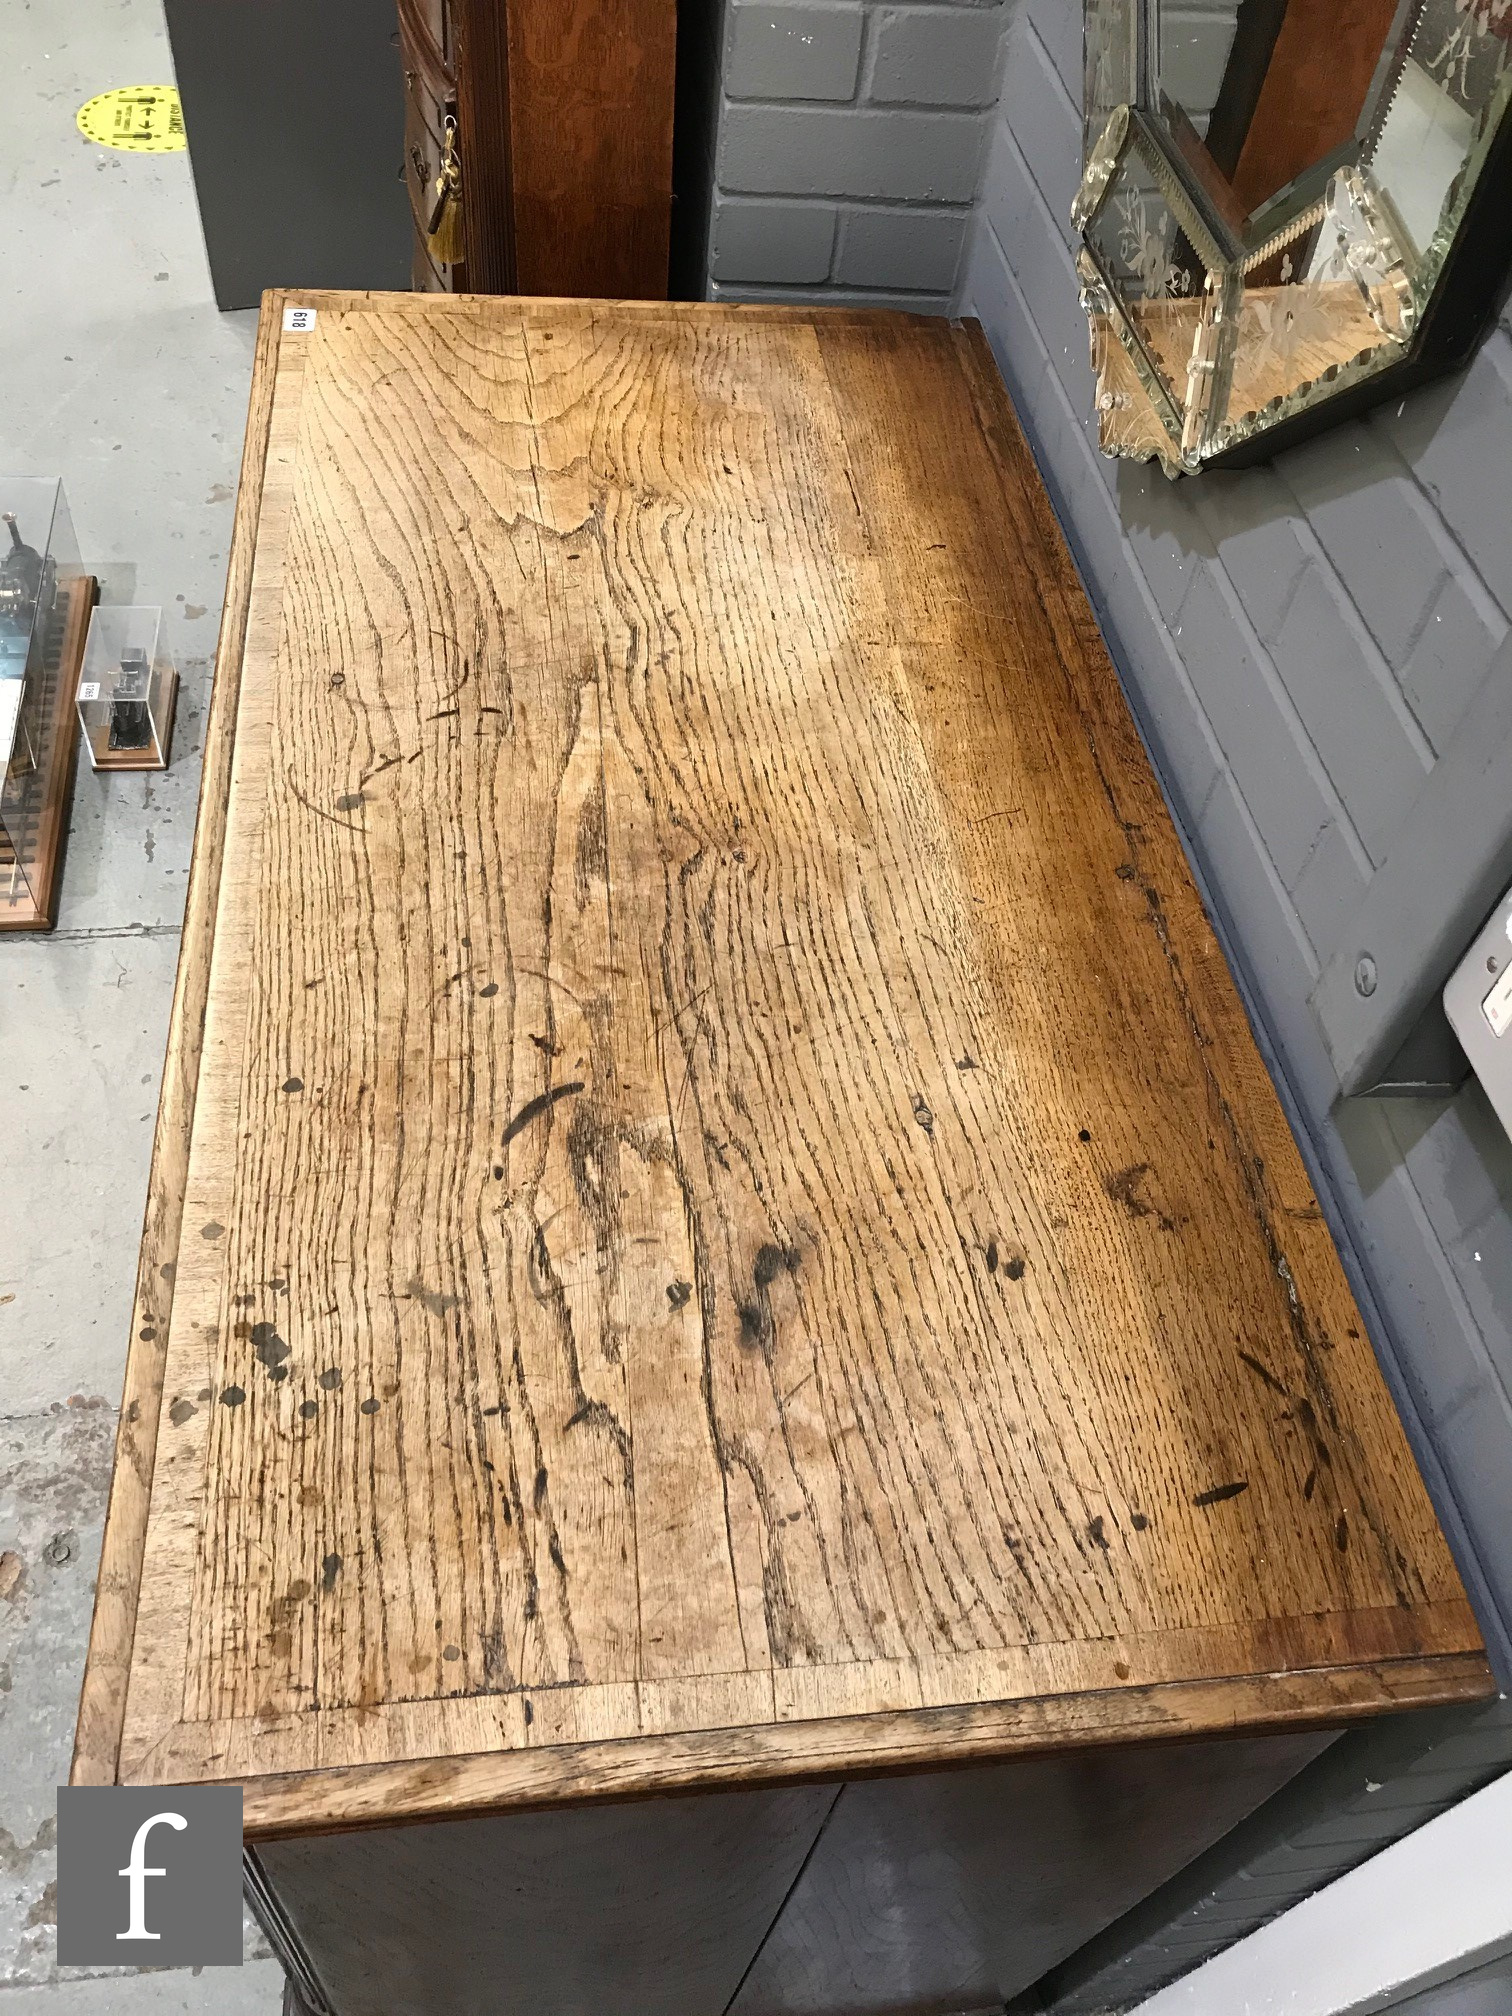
{"left": 76, "top": 86, "right": 186, "bottom": 153}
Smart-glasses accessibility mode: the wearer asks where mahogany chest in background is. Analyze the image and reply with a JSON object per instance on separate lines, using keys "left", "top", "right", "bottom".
{"left": 398, "top": 0, "right": 678, "bottom": 298}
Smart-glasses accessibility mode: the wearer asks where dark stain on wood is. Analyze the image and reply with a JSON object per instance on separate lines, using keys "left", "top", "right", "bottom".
{"left": 251, "top": 1324, "right": 290, "bottom": 1372}
{"left": 753, "top": 1244, "right": 801, "bottom": 1290}
{"left": 1104, "top": 1163, "right": 1176, "bottom": 1233}
{"left": 408, "top": 1280, "right": 460, "bottom": 1319}
{"left": 1193, "top": 1481, "right": 1250, "bottom": 1508}
{"left": 1238, "top": 1349, "right": 1290, "bottom": 1396}
{"left": 502, "top": 1081, "right": 587, "bottom": 1148}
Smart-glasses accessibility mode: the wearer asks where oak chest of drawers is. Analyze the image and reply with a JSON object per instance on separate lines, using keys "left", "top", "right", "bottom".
{"left": 74, "top": 291, "right": 1492, "bottom": 2016}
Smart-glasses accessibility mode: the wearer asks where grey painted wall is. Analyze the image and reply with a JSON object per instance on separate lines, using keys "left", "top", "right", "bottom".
{"left": 705, "top": 1, "right": 1007, "bottom": 312}
{"left": 955, "top": 0, "right": 1512, "bottom": 1677}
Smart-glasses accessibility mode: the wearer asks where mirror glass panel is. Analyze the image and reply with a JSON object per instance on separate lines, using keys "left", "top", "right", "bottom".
{"left": 1153, "top": 0, "right": 1510, "bottom": 246}
{"left": 1077, "top": 0, "right": 1512, "bottom": 470}
{"left": 1368, "top": 0, "right": 1510, "bottom": 252}
{"left": 1084, "top": 140, "right": 1216, "bottom": 427}
{"left": 1086, "top": 0, "right": 1140, "bottom": 156}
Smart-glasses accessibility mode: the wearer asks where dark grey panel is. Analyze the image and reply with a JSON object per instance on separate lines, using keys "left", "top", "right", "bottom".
{"left": 165, "top": 0, "right": 410, "bottom": 311}
{"left": 256, "top": 1782, "right": 835, "bottom": 2016}
{"left": 729, "top": 1732, "right": 1333, "bottom": 2016}
{"left": 670, "top": 0, "right": 728, "bottom": 299}
{"left": 1392, "top": 1953, "right": 1512, "bottom": 2016}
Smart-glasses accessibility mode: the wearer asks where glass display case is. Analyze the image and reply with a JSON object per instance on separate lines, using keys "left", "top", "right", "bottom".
{"left": 0, "top": 478, "right": 93, "bottom": 930}
{"left": 77, "top": 605, "right": 177, "bottom": 771}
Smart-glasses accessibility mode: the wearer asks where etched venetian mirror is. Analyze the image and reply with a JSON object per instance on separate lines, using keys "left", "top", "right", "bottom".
{"left": 1075, "top": 0, "right": 1512, "bottom": 472}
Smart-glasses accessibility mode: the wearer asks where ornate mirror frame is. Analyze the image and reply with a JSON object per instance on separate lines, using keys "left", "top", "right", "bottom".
{"left": 1075, "top": 0, "right": 1512, "bottom": 473}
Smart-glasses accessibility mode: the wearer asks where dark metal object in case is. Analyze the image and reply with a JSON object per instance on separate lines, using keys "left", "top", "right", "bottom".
{"left": 107, "top": 646, "right": 153, "bottom": 753}
{"left": 0, "top": 513, "right": 53, "bottom": 659}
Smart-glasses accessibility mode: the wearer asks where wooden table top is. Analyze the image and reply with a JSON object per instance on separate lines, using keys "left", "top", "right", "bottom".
{"left": 74, "top": 292, "right": 1491, "bottom": 1837}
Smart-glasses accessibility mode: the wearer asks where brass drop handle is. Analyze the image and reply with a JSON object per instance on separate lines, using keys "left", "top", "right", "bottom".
{"left": 426, "top": 115, "right": 464, "bottom": 265}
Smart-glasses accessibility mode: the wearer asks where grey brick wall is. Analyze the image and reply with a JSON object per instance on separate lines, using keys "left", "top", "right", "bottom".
{"left": 707, "top": 1, "right": 1007, "bottom": 310}
{"left": 956, "top": 0, "right": 1512, "bottom": 1688}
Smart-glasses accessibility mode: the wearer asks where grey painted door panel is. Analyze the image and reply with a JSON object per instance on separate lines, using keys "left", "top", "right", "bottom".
{"left": 257, "top": 1783, "right": 835, "bottom": 2016}
{"left": 1393, "top": 1953, "right": 1512, "bottom": 2016}
{"left": 728, "top": 1732, "right": 1334, "bottom": 2015}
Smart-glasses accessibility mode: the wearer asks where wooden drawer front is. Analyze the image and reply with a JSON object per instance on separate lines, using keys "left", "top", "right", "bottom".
{"left": 397, "top": 0, "right": 451, "bottom": 88}
{"left": 403, "top": 71, "right": 449, "bottom": 229}
{"left": 411, "top": 238, "right": 455, "bottom": 294}
{"left": 403, "top": 71, "right": 462, "bottom": 289}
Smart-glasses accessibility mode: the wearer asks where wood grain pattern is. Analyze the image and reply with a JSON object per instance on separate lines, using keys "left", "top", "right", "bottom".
{"left": 432, "top": 0, "right": 676, "bottom": 299}
{"left": 88, "top": 293, "right": 1490, "bottom": 1829}
{"left": 1229, "top": 0, "right": 1402, "bottom": 218}
{"left": 502, "top": 0, "right": 676, "bottom": 297}
{"left": 72, "top": 294, "right": 286, "bottom": 1786}
{"left": 233, "top": 1651, "right": 1488, "bottom": 1839}
{"left": 1098, "top": 286, "right": 1399, "bottom": 469}
{"left": 445, "top": 0, "right": 507, "bottom": 295}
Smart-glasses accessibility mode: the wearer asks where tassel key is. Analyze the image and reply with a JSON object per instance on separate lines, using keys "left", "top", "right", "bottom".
{"left": 426, "top": 117, "right": 464, "bottom": 266}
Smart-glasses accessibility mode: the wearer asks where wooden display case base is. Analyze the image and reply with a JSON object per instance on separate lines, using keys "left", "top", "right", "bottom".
{"left": 0, "top": 574, "right": 97, "bottom": 932}
{"left": 83, "top": 665, "right": 178, "bottom": 772}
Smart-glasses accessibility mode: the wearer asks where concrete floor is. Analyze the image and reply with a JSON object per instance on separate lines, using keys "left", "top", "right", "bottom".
{"left": 1, "top": 0, "right": 285, "bottom": 2004}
